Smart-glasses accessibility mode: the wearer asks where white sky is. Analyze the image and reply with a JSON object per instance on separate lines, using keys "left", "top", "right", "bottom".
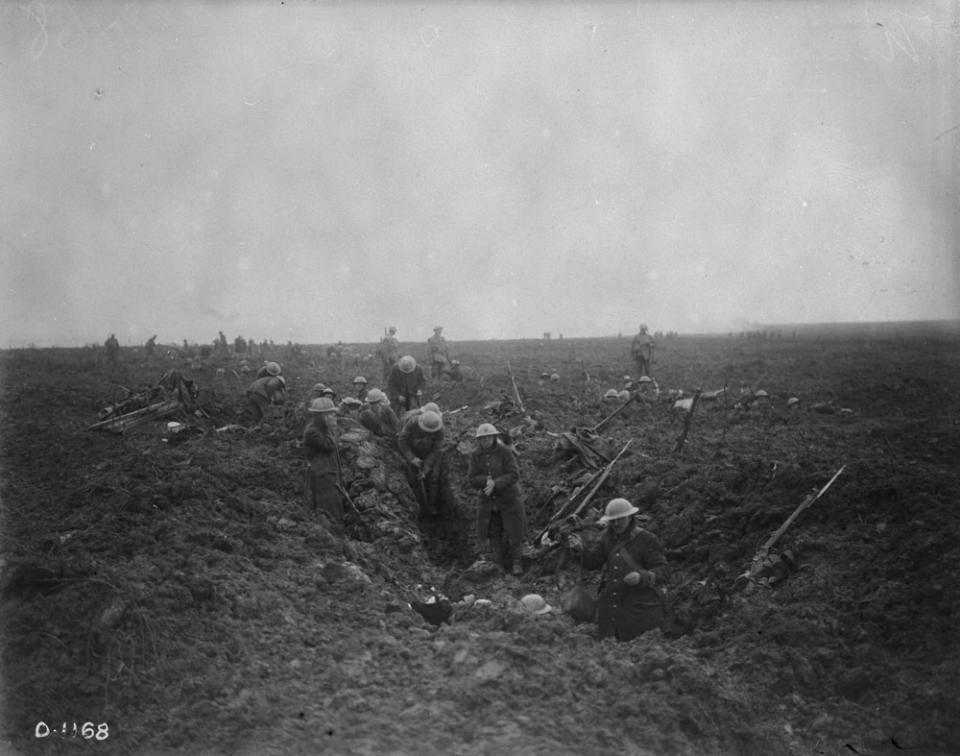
{"left": 2, "top": 1, "right": 958, "bottom": 346}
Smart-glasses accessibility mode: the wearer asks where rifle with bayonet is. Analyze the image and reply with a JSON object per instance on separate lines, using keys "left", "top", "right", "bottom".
{"left": 735, "top": 464, "right": 846, "bottom": 588}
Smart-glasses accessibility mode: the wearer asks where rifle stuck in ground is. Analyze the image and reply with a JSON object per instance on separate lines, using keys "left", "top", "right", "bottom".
{"left": 506, "top": 361, "right": 526, "bottom": 416}
{"left": 735, "top": 464, "right": 847, "bottom": 590}
{"left": 673, "top": 389, "right": 702, "bottom": 453}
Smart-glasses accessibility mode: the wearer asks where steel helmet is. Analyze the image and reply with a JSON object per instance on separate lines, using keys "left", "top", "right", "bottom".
{"left": 638, "top": 375, "right": 653, "bottom": 384}
{"left": 599, "top": 498, "right": 639, "bottom": 524}
{"left": 755, "top": 389, "right": 769, "bottom": 398}
{"left": 640, "top": 324, "right": 648, "bottom": 332}
{"left": 787, "top": 397, "right": 800, "bottom": 407}
{"left": 550, "top": 373, "right": 560, "bottom": 382}
{"left": 265, "top": 361, "right": 281, "bottom": 376}
{"left": 422, "top": 402, "right": 440, "bottom": 413}
{"left": 433, "top": 326, "right": 443, "bottom": 332}
{"left": 520, "top": 594, "right": 552, "bottom": 615}
{"left": 417, "top": 410, "right": 443, "bottom": 432}
{"left": 475, "top": 423, "right": 499, "bottom": 438}
{"left": 398, "top": 355, "right": 416, "bottom": 373}
{"left": 275, "top": 376, "right": 286, "bottom": 388}
{"left": 353, "top": 376, "right": 368, "bottom": 384}
{"left": 623, "top": 375, "right": 632, "bottom": 382}
{"left": 320, "top": 387, "right": 336, "bottom": 397}
{"left": 451, "top": 359, "right": 461, "bottom": 366}
{"left": 308, "top": 397, "right": 338, "bottom": 413}
{"left": 311, "top": 382, "right": 327, "bottom": 393}
{"left": 617, "top": 390, "right": 631, "bottom": 401}
{"left": 365, "top": 389, "right": 386, "bottom": 404}
{"left": 603, "top": 389, "right": 619, "bottom": 400}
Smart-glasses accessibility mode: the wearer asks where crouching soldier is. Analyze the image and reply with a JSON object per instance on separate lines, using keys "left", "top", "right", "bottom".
{"left": 358, "top": 389, "right": 400, "bottom": 445}
{"left": 568, "top": 498, "right": 668, "bottom": 641}
{"left": 303, "top": 397, "right": 344, "bottom": 520}
{"left": 244, "top": 374, "right": 286, "bottom": 425}
{"left": 468, "top": 423, "right": 526, "bottom": 576}
{"left": 398, "top": 409, "right": 455, "bottom": 522}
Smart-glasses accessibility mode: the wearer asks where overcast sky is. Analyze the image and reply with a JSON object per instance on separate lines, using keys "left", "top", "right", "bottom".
{"left": 2, "top": 1, "right": 957, "bottom": 347}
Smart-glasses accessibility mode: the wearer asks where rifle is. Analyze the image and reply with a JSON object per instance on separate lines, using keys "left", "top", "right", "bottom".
{"left": 506, "top": 361, "right": 526, "bottom": 415}
{"left": 535, "top": 439, "right": 632, "bottom": 544}
{"left": 590, "top": 392, "right": 636, "bottom": 434}
{"left": 737, "top": 464, "right": 846, "bottom": 586}
{"left": 570, "top": 439, "right": 632, "bottom": 519}
{"left": 336, "top": 483, "right": 361, "bottom": 514}
{"left": 673, "top": 389, "right": 702, "bottom": 453}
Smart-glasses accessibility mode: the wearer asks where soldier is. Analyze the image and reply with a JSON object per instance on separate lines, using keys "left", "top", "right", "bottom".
{"left": 401, "top": 401, "right": 440, "bottom": 425}
{"left": 427, "top": 326, "right": 450, "bottom": 379}
{"left": 398, "top": 410, "right": 455, "bottom": 522}
{"left": 442, "top": 359, "right": 463, "bottom": 382}
{"left": 302, "top": 397, "right": 344, "bottom": 520}
{"left": 144, "top": 335, "right": 158, "bottom": 359}
{"left": 104, "top": 333, "right": 120, "bottom": 365}
{"left": 568, "top": 498, "right": 669, "bottom": 641}
{"left": 352, "top": 376, "right": 369, "bottom": 402}
{"left": 631, "top": 324, "right": 655, "bottom": 377}
{"left": 358, "top": 389, "right": 400, "bottom": 444}
{"left": 377, "top": 326, "right": 400, "bottom": 380}
{"left": 255, "top": 361, "right": 282, "bottom": 379}
{"left": 386, "top": 355, "right": 426, "bottom": 413}
{"left": 243, "top": 374, "right": 286, "bottom": 425}
{"left": 468, "top": 423, "right": 527, "bottom": 576}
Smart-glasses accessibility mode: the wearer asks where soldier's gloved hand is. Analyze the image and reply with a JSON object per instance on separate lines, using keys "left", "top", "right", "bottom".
{"left": 624, "top": 570, "right": 656, "bottom": 587}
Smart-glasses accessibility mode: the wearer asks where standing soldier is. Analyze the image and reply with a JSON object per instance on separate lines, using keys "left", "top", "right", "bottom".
{"left": 427, "top": 326, "right": 450, "bottom": 379}
{"left": 567, "top": 498, "right": 669, "bottom": 641}
{"left": 144, "top": 335, "right": 158, "bottom": 360}
{"left": 386, "top": 355, "right": 426, "bottom": 413}
{"left": 468, "top": 423, "right": 527, "bottom": 576}
{"left": 631, "top": 324, "right": 655, "bottom": 377}
{"left": 398, "top": 410, "right": 455, "bottom": 522}
{"left": 302, "top": 397, "right": 344, "bottom": 520}
{"left": 377, "top": 326, "right": 400, "bottom": 380}
{"left": 104, "top": 333, "right": 120, "bottom": 365}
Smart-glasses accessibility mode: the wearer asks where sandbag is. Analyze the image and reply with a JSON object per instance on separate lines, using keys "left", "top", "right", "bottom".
{"left": 561, "top": 583, "right": 598, "bottom": 623}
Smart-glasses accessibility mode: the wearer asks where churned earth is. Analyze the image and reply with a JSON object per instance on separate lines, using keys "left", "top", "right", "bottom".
{"left": 1, "top": 330, "right": 959, "bottom": 755}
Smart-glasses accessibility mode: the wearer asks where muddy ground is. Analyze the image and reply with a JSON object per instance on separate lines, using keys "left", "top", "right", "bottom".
{"left": 1, "top": 331, "right": 959, "bottom": 755}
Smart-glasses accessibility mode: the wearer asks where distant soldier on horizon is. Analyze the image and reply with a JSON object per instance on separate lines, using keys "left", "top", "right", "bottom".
{"left": 144, "top": 334, "right": 157, "bottom": 359}
{"left": 104, "top": 333, "right": 120, "bottom": 365}
{"left": 377, "top": 326, "right": 400, "bottom": 380}
{"left": 631, "top": 324, "right": 655, "bottom": 377}
{"left": 427, "top": 326, "right": 450, "bottom": 379}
